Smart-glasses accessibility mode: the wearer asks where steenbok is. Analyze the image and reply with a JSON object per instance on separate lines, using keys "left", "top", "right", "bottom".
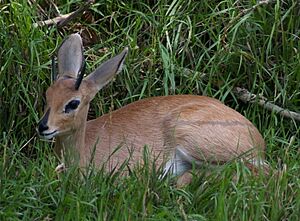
{"left": 38, "top": 34, "right": 266, "bottom": 183}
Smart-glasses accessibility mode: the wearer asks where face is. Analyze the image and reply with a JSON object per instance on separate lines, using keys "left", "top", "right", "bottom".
{"left": 37, "top": 35, "right": 127, "bottom": 140}
{"left": 37, "top": 78, "right": 91, "bottom": 140}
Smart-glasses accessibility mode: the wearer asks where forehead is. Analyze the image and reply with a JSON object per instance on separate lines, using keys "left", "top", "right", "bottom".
{"left": 46, "top": 78, "right": 80, "bottom": 101}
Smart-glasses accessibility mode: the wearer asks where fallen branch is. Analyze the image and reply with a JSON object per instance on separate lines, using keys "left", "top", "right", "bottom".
{"left": 241, "top": 0, "right": 275, "bottom": 14}
{"left": 234, "top": 87, "right": 300, "bottom": 122}
{"left": 33, "top": 0, "right": 94, "bottom": 28}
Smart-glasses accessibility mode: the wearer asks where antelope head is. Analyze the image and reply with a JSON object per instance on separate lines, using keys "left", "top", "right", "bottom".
{"left": 37, "top": 34, "right": 128, "bottom": 140}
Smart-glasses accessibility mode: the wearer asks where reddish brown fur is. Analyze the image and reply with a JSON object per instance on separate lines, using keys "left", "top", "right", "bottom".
{"left": 42, "top": 77, "right": 265, "bottom": 175}
{"left": 85, "top": 95, "right": 265, "bottom": 167}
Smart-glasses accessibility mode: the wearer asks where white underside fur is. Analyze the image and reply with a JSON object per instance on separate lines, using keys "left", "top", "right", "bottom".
{"left": 161, "top": 147, "right": 268, "bottom": 179}
{"left": 161, "top": 147, "right": 201, "bottom": 178}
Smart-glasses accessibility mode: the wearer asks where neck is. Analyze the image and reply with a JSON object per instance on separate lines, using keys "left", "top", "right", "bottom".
{"left": 54, "top": 116, "right": 88, "bottom": 168}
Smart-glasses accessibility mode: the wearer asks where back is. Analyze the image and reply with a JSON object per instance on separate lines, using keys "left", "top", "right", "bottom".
{"left": 85, "top": 95, "right": 265, "bottom": 166}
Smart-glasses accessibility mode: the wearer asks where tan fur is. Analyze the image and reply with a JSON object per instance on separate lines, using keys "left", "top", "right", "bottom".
{"left": 38, "top": 34, "right": 266, "bottom": 182}
{"left": 42, "top": 77, "right": 265, "bottom": 176}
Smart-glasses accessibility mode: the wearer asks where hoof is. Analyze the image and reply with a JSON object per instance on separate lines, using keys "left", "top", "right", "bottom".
{"left": 55, "top": 163, "right": 65, "bottom": 173}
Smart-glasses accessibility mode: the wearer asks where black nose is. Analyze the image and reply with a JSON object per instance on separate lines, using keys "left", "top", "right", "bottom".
{"left": 38, "top": 121, "right": 49, "bottom": 134}
{"left": 38, "top": 108, "right": 50, "bottom": 134}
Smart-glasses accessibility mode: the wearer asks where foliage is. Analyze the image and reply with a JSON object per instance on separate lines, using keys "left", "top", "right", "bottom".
{"left": 0, "top": 0, "right": 299, "bottom": 220}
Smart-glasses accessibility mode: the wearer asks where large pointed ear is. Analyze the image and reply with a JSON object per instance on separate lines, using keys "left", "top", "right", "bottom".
{"left": 85, "top": 47, "right": 128, "bottom": 91}
{"left": 57, "top": 33, "right": 83, "bottom": 79}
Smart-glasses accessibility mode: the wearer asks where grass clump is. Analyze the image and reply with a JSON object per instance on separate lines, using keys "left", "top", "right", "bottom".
{"left": 1, "top": 0, "right": 300, "bottom": 220}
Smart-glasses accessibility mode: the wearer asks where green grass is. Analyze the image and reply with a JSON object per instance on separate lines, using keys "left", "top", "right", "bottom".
{"left": 1, "top": 0, "right": 300, "bottom": 220}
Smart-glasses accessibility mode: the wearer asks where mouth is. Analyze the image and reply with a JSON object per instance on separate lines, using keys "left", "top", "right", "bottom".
{"left": 38, "top": 130, "right": 58, "bottom": 140}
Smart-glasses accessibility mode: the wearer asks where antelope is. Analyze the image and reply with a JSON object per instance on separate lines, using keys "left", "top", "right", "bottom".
{"left": 38, "top": 33, "right": 266, "bottom": 183}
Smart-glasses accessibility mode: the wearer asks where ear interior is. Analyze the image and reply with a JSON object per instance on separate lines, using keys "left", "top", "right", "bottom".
{"left": 57, "top": 33, "right": 83, "bottom": 79}
{"left": 85, "top": 47, "right": 128, "bottom": 91}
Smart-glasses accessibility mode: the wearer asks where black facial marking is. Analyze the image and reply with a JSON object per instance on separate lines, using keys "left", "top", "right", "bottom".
{"left": 38, "top": 108, "right": 50, "bottom": 134}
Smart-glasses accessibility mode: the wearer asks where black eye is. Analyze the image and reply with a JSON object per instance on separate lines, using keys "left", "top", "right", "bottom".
{"left": 64, "top": 99, "right": 80, "bottom": 113}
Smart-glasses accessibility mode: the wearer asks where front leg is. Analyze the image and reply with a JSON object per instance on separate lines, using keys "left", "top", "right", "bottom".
{"left": 55, "top": 163, "right": 66, "bottom": 173}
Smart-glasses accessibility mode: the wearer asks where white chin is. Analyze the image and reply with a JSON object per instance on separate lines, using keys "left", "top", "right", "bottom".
{"left": 40, "top": 130, "right": 58, "bottom": 140}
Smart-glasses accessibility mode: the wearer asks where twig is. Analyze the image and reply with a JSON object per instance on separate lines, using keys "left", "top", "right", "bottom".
{"left": 33, "top": 13, "right": 72, "bottom": 28}
{"left": 33, "top": 0, "right": 94, "bottom": 28}
{"left": 233, "top": 87, "right": 300, "bottom": 122}
{"left": 19, "top": 135, "right": 36, "bottom": 151}
{"left": 241, "top": 0, "right": 275, "bottom": 14}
